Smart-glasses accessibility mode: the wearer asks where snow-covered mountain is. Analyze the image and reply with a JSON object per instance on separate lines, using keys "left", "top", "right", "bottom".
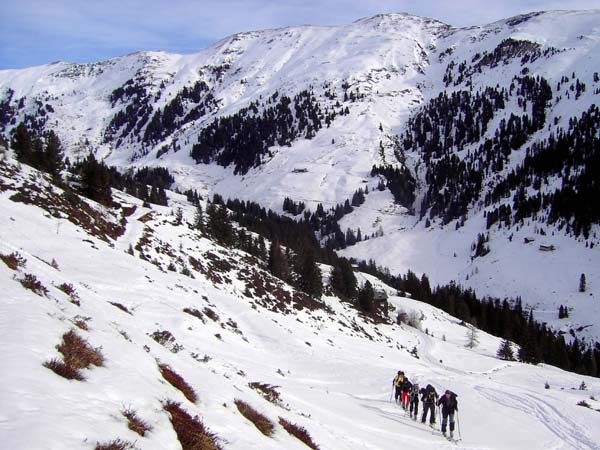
{"left": 1, "top": 152, "right": 599, "bottom": 450}
{"left": 1, "top": 10, "right": 599, "bottom": 344}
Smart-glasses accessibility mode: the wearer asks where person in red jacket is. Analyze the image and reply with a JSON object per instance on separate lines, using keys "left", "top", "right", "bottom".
{"left": 437, "top": 390, "right": 458, "bottom": 438}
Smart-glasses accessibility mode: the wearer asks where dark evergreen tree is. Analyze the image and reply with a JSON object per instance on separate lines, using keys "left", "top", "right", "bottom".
{"left": 294, "top": 247, "right": 322, "bottom": 298}
{"left": 206, "top": 202, "right": 234, "bottom": 246}
{"left": 43, "top": 130, "right": 64, "bottom": 180}
{"left": 78, "top": 152, "right": 113, "bottom": 206}
{"left": 357, "top": 280, "right": 375, "bottom": 313}
{"left": 579, "top": 273, "right": 586, "bottom": 292}
{"left": 329, "top": 258, "right": 357, "bottom": 300}
{"left": 11, "top": 123, "right": 33, "bottom": 165}
{"left": 268, "top": 239, "right": 290, "bottom": 282}
{"left": 193, "top": 205, "right": 204, "bottom": 232}
{"left": 497, "top": 339, "right": 515, "bottom": 360}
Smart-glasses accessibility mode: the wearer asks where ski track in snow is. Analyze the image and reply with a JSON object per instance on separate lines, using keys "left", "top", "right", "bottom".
{"left": 474, "top": 385, "right": 600, "bottom": 450}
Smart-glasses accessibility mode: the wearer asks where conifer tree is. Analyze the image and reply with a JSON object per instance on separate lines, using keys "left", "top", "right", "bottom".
{"left": 294, "top": 247, "right": 322, "bottom": 298}
{"left": 11, "top": 123, "right": 33, "bottom": 165}
{"left": 268, "top": 239, "right": 289, "bottom": 281}
{"left": 193, "top": 205, "right": 204, "bottom": 232}
{"left": 465, "top": 323, "right": 480, "bottom": 349}
{"left": 43, "top": 130, "right": 64, "bottom": 180}
{"left": 497, "top": 339, "right": 515, "bottom": 360}
{"left": 79, "top": 152, "right": 112, "bottom": 206}
{"left": 206, "top": 202, "right": 234, "bottom": 246}
{"left": 357, "top": 280, "right": 375, "bottom": 313}
{"left": 579, "top": 273, "right": 586, "bottom": 292}
{"left": 330, "top": 258, "right": 357, "bottom": 300}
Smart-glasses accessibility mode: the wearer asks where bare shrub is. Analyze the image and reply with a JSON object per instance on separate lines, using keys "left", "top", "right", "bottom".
{"left": 279, "top": 417, "right": 320, "bottom": 449}
{"left": 73, "top": 316, "right": 90, "bottom": 330}
{"left": 95, "top": 439, "right": 140, "bottom": 450}
{"left": 249, "top": 382, "right": 281, "bottom": 405}
{"left": 203, "top": 307, "right": 219, "bottom": 322}
{"left": 183, "top": 307, "right": 205, "bottom": 322}
{"left": 0, "top": 252, "right": 26, "bottom": 270}
{"left": 150, "top": 330, "right": 183, "bottom": 353}
{"left": 43, "top": 358, "right": 84, "bottom": 381}
{"left": 122, "top": 408, "right": 152, "bottom": 436}
{"left": 234, "top": 399, "right": 274, "bottom": 437}
{"left": 59, "top": 282, "right": 80, "bottom": 304}
{"left": 57, "top": 330, "right": 104, "bottom": 369}
{"left": 150, "top": 330, "right": 176, "bottom": 346}
{"left": 19, "top": 273, "right": 49, "bottom": 296}
{"left": 58, "top": 282, "right": 76, "bottom": 296}
{"left": 158, "top": 363, "right": 197, "bottom": 403}
{"left": 163, "top": 400, "right": 223, "bottom": 450}
{"left": 110, "top": 302, "right": 132, "bottom": 314}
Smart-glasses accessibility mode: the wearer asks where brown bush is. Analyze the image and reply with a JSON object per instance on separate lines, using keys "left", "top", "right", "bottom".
{"left": 95, "top": 439, "right": 139, "bottom": 450}
{"left": 183, "top": 307, "right": 205, "bottom": 322}
{"left": 158, "top": 363, "right": 197, "bottom": 403}
{"left": 58, "top": 282, "right": 77, "bottom": 296}
{"left": 249, "top": 382, "right": 281, "bottom": 405}
{"left": 0, "top": 252, "right": 26, "bottom": 270}
{"left": 122, "top": 408, "right": 152, "bottom": 436}
{"left": 19, "top": 273, "right": 49, "bottom": 296}
{"left": 110, "top": 302, "right": 132, "bottom": 314}
{"left": 279, "top": 417, "right": 320, "bottom": 449}
{"left": 234, "top": 399, "right": 274, "bottom": 437}
{"left": 203, "top": 307, "right": 219, "bottom": 322}
{"left": 163, "top": 401, "right": 223, "bottom": 450}
{"left": 57, "top": 330, "right": 104, "bottom": 369}
{"left": 43, "top": 358, "right": 84, "bottom": 381}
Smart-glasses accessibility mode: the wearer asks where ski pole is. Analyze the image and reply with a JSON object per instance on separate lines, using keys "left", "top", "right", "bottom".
{"left": 456, "top": 410, "right": 461, "bottom": 439}
{"left": 390, "top": 386, "right": 393, "bottom": 403}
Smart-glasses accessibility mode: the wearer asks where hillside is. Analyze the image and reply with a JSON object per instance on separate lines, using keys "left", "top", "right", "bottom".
{"left": 0, "top": 10, "right": 599, "bottom": 343}
{"left": 1, "top": 153, "right": 600, "bottom": 450}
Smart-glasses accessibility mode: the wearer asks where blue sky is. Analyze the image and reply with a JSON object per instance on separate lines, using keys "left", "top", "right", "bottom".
{"left": 1, "top": 0, "right": 599, "bottom": 69}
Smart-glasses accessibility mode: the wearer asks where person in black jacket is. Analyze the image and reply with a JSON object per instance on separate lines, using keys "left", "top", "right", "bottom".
{"left": 437, "top": 390, "right": 458, "bottom": 437}
{"left": 409, "top": 382, "right": 420, "bottom": 420}
{"left": 420, "top": 384, "right": 438, "bottom": 425}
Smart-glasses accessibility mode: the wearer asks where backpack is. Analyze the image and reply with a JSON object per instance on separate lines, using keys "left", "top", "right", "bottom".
{"left": 394, "top": 374, "right": 405, "bottom": 387}
{"left": 424, "top": 385, "right": 437, "bottom": 402}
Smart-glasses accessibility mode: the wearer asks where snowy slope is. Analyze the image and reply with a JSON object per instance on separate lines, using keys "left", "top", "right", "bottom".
{"left": 1, "top": 10, "right": 599, "bottom": 343}
{"left": 1, "top": 156, "right": 600, "bottom": 450}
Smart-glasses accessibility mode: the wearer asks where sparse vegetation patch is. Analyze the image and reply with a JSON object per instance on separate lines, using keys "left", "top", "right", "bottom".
{"left": 95, "top": 439, "right": 140, "bottom": 450}
{"left": 234, "top": 399, "right": 274, "bottom": 437}
{"left": 279, "top": 417, "right": 320, "bottom": 449}
{"left": 19, "top": 273, "right": 49, "bottom": 296}
{"left": 122, "top": 407, "right": 152, "bottom": 436}
{"left": 163, "top": 400, "right": 223, "bottom": 450}
{"left": 158, "top": 363, "right": 197, "bottom": 403}
{"left": 249, "top": 382, "right": 282, "bottom": 405}
{"left": 0, "top": 251, "right": 26, "bottom": 270}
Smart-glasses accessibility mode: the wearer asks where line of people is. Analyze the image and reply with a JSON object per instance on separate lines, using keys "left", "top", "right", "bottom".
{"left": 392, "top": 370, "right": 459, "bottom": 439}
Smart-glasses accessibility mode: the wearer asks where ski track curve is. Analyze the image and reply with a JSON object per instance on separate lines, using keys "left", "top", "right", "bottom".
{"left": 474, "top": 385, "right": 600, "bottom": 450}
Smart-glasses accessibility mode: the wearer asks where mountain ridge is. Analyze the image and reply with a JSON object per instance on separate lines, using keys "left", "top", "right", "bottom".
{"left": 1, "top": 9, "right": 599, "bottom": 343}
